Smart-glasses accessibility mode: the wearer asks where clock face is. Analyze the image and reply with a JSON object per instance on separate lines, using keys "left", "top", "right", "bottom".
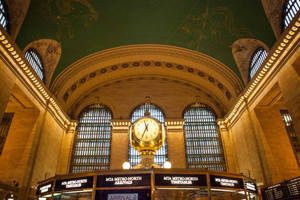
{"left": 133, "top": 118, "right": 160, "bottom": 142}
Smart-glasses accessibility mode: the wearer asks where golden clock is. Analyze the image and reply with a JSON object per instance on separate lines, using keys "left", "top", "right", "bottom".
{"left": 130, "top": 117, "right": 165, "bottom": 154}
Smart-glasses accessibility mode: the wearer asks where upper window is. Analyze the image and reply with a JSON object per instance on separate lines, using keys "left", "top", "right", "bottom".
{"left": 24, "top": 48, "right": 45, "bottom": 82}
{"left": 0, "top": 0, "right": 8, "bottom": 31}
{"left": 129, "top": 104, "right": 168, "bottom": 168}
{"left": 283, "top": 0, "right": 300, "bottom": 30}
{"left": 249, "top": 47, "right": 268, "bottom": 80}
{"left": 184, "top": 103, "right": 226, "bottom": 171}
{"left": 70, "top": 104, "right": 112, "bottom": 173}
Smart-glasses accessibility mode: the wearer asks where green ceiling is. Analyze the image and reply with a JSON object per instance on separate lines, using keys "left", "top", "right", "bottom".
{"left": 16, "top": 0, "right": 276, "bottom": 81}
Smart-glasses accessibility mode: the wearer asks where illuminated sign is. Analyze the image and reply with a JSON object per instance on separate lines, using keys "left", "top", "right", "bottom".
{"left": 36, "top": 182, "right": 53, "bottom": 195}
{"left": 210, "top": 175, "right": 244, "bottom": 189}
{"left": 246, "top": 181, "right": 257, "bottom": 192}
{"left": 97, "top": 174, "right": 151, "bottom": 187}
{"left": 107, "top": 193, "right": 138, "bottom": 200}
{"left": 55, "top": 176, "right": 94, "bottom": 191}
{"left": 96, "top": 189, "right": 151, "bottom": 200}
{"left": 155, "top": 174, "right": 207, "bottom": 186}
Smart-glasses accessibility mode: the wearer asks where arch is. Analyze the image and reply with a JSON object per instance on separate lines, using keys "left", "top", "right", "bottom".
{"left": 50, "top": 45, "right": 243, "bottom": 117}
{"left": 24, "top": 48, "right": 45, "bottom": 82}
{"left": 23, "top": 39, "right": 61, "bottom": 87}
{"left": 70, "top": 104, "right": 113, "bottom": 173}
{"left": 261, "top": 0, "right": 285, "bottom": 38}
{"left": 232, "top": 39, "right": 269, "bottom": 84}
{"left": 183, "top": 103, "right": 226, "bottom": 171}
{"left": 3, "top": 0, "right": 31, "bottom": 40}
{"left": 128, "top": 103, "right": 168, "bottom": 168}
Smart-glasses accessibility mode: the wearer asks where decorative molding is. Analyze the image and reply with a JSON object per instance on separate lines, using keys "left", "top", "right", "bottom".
{"left": 51, "top": 44, "right": 244, "bottom": 99}
{"left": 165, "top": 119, "right": 185, "bottom": 132}
{"left": 221, "top": 14, "right": 300, "bottom": 128}
{"left": 111, "top": 120, "right": 131, "bottom": 131}
{"left": 66, "top": 120, "right": 78, "bottom": 134}
{"left": 61, "top": 60, "right": 233, "bottom": 103}
{"left": 0, "top": 26, "right": 71, "bottom": 129}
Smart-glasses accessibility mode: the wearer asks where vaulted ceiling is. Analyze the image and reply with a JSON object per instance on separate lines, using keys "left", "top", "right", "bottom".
{"left": 16, "top": 0, "right": 276, "bottom": 81}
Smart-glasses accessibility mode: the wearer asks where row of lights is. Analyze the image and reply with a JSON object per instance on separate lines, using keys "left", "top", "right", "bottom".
{"left": 0, "top": 28, "right": 72, "bottom": 129}
{"left": 223, "top": 16, "right": 300, "bottom": 127}
{"left": 122, "top": 161, "right": 172, "bottom": 169}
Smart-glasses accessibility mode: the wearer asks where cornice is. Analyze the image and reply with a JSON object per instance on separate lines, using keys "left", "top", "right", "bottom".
{"left": 0, "top": 26, "right": 72, "bottom": 129}
{"left": 222, "top": 14, "right": 300, "bottom": 128}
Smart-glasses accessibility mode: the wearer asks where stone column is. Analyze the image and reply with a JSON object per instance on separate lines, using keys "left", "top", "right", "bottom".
{"left": 56, "top": 120, "right": 78, "bottom": 174}
{"left": 110, "top": 120, "right": 131, "bottom": 169}
{"left": 164, "top": 119, "right": 186, "bottom": 168}
{"left": 218, "top": 120, "right": 240, "bottom": 174}
{"left": 278, "top": 64, "right": 300, "bottom": 145}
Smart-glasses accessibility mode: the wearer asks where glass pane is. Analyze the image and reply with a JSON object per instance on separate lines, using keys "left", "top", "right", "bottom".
{"left": 184, "top": 103, "right": 226, "bottom": 171}
{"left": 283, "top": 0, "right": 300, "bottom": 30}
{"left": 249, "top": 48, "right": 268, "bottom": 80}
{"left": 70, "top": 104, "right": 112, "bottom": 173}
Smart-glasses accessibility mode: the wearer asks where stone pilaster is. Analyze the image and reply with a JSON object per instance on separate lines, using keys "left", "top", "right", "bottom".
{"left": 110, "top": 120, "right": 131, "bottom": 169}
{"left": 164, "top": 119, "right": 186, "bottom": 168}
{"left": 278, "top": 64, "right": 300, "bottom": 146}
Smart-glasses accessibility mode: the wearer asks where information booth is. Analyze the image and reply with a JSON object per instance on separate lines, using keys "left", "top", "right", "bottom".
{"left": 36, "top": 169, "right": 258, "bottom": 200}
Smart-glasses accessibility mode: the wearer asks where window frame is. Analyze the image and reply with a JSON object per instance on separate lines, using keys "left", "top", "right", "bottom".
{"left": 183, "top": 103, "right": 226, "bottom": 171}
{"left": 282, "top": 0, "right": 300, "bottom": 31}
{"left": 249, "top": 47, "right": 268, "bottom": 81}
{"left": 24, "top": 48, "right": 45, "bottom": 82}
{"left": 70, "top": 104, "right": 113, "bottom": 173}
{"left": 0, "top": 0, "right": 9, "bottom": 31}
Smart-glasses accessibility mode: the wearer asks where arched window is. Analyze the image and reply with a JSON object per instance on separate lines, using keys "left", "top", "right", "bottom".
{"left": 70, "top": 104, "right": 112, "bottom": 173}
{"left": 249, "top": 47, "right": 268, "bottom": 80}
{"left": 129, "top": 104, "right": 168, "bottom": 168}
{"left": 283, "top": 0, "right": 300, "bottom": 30}
{"left": 184, "top": 103, "right": 226, "bottom": 171}
{"left": 0, "top": 0, "right": 8, "bottom": 31}
{"left": 24, "top": 48, "right": 45, "bottom": 82}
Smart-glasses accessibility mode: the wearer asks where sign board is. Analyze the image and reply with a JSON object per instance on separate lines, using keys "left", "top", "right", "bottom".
{"left": 97, "top": 174, "right": 151, "bottom": 187}
{"left": 55, "top": 176, "right": 94, "bottom": 191}
{"left": 246, "top": 181, "right": 257, "bottom": 193}
{"left": 155, "top": 174, "right": 207, "bottom": 187}
{"left": 210, "top": 175, "right": 244, "bottom": 189}
{"left": 36, "top": 182, "right": 53, "bottom": 195}
{"left": 96, "top": 189, "right": 151, "bottom": 200}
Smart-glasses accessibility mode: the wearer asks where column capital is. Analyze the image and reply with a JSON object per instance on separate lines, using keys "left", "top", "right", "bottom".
{"left": 66, "top": 120, "right": 78, "bottom": 134}
{"left": 164, "top": 119, "right": 185, "bottom": 132}
{"left": 111, "top": 119, "right": 131, "bottom": 132}
{"left": 217, "top": 119, "right": 228, "bottom": 131}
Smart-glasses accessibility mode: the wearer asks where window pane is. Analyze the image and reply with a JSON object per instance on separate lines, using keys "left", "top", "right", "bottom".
{"left": 129, "top": 104, "right": 168, "bottom": 168}
{"left": 0, "top": 113, "right": 14, "bottom": 155}
{"left": 24, "top": 49, "right": 45, "bottom": 81}
{"left": 249, "top": 48, "right": 268, "bottom": 80}
{"left": 184, "top": 103, "right": 226, "bottom": 171}
{"left": 281, "top": 110, "right": 300, "bottom": 168}
{"left": 70, "top": 104, "right": 112, "bottom": 173}
{"left": 283, "top": 0, "right": 300, "bottom": 30}
{"left": 0, "top": 0, "right": 8, "bottom": 30}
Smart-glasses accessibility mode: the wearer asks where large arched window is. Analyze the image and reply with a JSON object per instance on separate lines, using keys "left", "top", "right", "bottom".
{"left": 129, "top": 104, "right": 168, "bottom": 168}
{"left": 70, "top": 104, "right": 112, "bottom": 173}
{"left": 24, "top": 48, "right": 45, "bottom": 82}
{"left": 184, "top": 103, "right": 226, "bottom": 171}
{"left": 249, "top": 47, "right": 268, "bottom": 80}
{"left": 0, "top": 0, "right": 8, "bottom": 31}
{"left": 283, "top": 0, "right": 300, "bottom": 30}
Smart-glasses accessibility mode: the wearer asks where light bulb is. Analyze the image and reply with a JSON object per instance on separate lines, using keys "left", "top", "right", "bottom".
{"left": 163, "top": 161, "right": 172, "bottom": 169}
{"left": 122, "top": 161, "right": 131, "bottom": 169}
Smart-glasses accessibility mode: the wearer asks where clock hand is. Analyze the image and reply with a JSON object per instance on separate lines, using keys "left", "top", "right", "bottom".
{"left": 141, "top": 122, "right": 149, "bottom": 139}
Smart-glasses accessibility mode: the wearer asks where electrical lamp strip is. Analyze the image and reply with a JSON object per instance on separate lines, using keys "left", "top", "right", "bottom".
{"left": 223, "top": 16, "right": 300, "bottom": 127}
{"left": 0, "top": 29, "right": 72, "bottom": 128}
